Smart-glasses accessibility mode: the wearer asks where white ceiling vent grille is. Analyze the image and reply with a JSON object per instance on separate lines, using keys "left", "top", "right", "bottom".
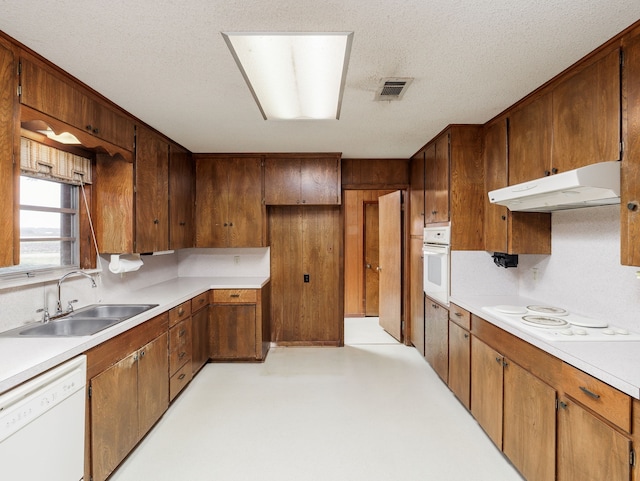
{"left": 375, "top": 77, "right": 413, "bottom": 101}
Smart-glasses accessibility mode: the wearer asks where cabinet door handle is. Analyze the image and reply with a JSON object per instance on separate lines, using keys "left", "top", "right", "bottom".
{"left": 454, "top": 312, "right": 462, "bottom": 317}
{"left": 230, "top": 294, "right": 240, "bottom": 298}
{"left": 178, "top": 373, "right": 186, "bottom": 380}
{"left": 463, "top": 333, "right": 469, "bottom": 339}
{"left": 495, "top": 357, "right": 502, "bottom": 364}
{"left": 558, "top": 401, "right": 568, "bottom": 410}
{"left": 178, "top": 307, "right": 184, "bottom": 316}
{"left": 179, "top": 351, "right": 187, "bottom": 359}
{"left": 139, "top": 350, "right": 145, "bottom": 358}
{"left": 179, "top": 329, "right": 186, "bottom": 337}
{"left": 579, "top": 386, "right": 601, "bottom": 399}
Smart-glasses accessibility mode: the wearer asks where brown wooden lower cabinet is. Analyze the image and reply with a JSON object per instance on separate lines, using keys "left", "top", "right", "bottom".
{"left": 471, "top": 336, "right": 504, "bottom": 447}
{"left": 447, "top": 320, "right": 470, "bottom": 408}
{"left": 86, "top": 313, "right": 169, "bottom": 481}
{"left": 191, "top": 300, "right": 210, "bottom": 374}
{"left": 209, "top": 284, "right": 270, "bottom": 361}
{"left": 557, "top": 395, "right": 631, "bottom": 481}
{"left": 424, "top": 299, "right": 448, "bottom": 381}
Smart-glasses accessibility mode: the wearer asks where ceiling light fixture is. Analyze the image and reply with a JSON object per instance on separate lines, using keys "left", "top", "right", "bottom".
{"left": 222, "top": 32, "right": 353, "bottom": 120}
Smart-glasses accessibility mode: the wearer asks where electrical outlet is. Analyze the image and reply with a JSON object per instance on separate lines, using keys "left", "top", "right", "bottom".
{"left": 234, "top": 256, "right": 240, "bottom": 265}
{"left": 304, "top": 274, "right": 310, "bottom": 283}
{"left": 532, "top": 267, "right": 538, "bottom": 282}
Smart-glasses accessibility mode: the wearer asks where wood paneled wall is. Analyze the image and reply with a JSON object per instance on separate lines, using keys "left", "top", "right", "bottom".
{"left": 343, "top": 189, "right": 396, "bottom": 317}
{"left": 268, "top": 205, "right": 343, "bottom": 345}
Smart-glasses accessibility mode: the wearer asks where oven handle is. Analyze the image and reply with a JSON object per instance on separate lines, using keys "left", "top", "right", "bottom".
{"left": 423, "top": 245, "right": 450, "bottom": 255}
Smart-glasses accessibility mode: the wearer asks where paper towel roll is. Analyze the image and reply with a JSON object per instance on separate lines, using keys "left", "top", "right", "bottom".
{"left": 109, "top": 254, "right": 144, "bottom": 274}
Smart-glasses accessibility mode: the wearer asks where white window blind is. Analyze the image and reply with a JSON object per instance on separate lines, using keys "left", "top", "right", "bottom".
{"left": 20, "top": 137, "right": 92, "bottom": 185}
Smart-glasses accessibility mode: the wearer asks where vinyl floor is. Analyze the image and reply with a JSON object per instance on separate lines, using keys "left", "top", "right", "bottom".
{"left": 109, "top": 318, "right": 523, "bottom": 481}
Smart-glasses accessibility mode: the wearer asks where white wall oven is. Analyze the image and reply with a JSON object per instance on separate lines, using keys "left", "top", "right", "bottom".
{"left": 422, "top": 225, "right": 450, "bottom": 306}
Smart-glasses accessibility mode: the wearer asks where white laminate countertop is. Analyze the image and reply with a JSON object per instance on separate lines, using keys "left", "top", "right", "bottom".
{"left": 451, "top": 294, "right": 640, "bottom": 400}
{"left": 0, "top": 276, "right": 269, "bottom": 395}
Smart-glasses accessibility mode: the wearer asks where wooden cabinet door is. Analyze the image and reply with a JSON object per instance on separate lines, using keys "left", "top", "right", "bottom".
{"left": 90, "top": 352, "right": 139, "bottom": 481}
{"left": 622, "top": 33, "right": 640, "bottom": 266}
{"left": 424, "top": 144, "right": 437, "bottom": 224}
{"left": 137, "top": 332, "right": 168, "bottom": 436}
{"left": 300, "top": 156, "right": 341, "bottom": 204}
{"left": 91, "top": 100, "right": 134, "bottom": 151}
{"left": 483, "top": 119, "right": 508, "bottom": 252}
{"left": 557, "top": 396, "right": 631, "bottom": 481}
{"left": 169, "top": 143, "right": 193, "bottom": 250}
{"left": 0, "top": 40, "right": 15, "bottom": 267}
{"left": 503, "top": 360, "right": 556, "bottom": 481}
{"left": 471, "top": 336, "right": 504, "bottom": 447}
{"left": 191, "top": 305, "right": 209, "bottom": 374}
{"left": 508, "top": 93, "right": 553, "bottom": 184}
{"left": 195, "top": 157, "right": 229, "bottom": 247}
{"left": 424, "top": 300, "right": 448, "bottom": 381}
{"left": 409, "top": 237, "right": 425, "bottom": 356}
{"left": 410, "top": 152, "right": 425, "bottom": 236}
{"left": 210, "top": 304, "right": 257, "bottom": 359}
{"left": 432, "top": 133, "right": 450, "bottom": 223}
{"left": 552, "top": 48, "right": 621, "bottom": 172}
{"left": 228, "top": 157, "right": 265, "bottom": 247}
{"left": 264, "top": 157, "right": 301, "bottom": 204}
{"left": 447, "top": 320, "right": 470, "bottom": 409}
{"left": 135, "top": 126, "right": 169, "bottom": 253}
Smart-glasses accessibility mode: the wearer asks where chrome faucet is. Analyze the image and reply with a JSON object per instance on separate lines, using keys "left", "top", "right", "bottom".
{"left": 56, "top": 271, "right": 97, "bottom": 315}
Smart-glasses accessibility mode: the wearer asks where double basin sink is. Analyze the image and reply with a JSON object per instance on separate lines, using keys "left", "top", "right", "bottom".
{"left": 4, "top": 304, "right": 158, "bottom": 337}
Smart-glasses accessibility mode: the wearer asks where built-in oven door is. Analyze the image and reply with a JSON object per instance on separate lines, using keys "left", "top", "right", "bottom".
{"left": 422, "top": 243, "right": 450, "bottom": 305}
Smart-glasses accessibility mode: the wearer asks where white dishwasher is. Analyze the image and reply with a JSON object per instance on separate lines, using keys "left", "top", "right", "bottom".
{"left": 0, "top": 355, "right": 87, "bottom": 481}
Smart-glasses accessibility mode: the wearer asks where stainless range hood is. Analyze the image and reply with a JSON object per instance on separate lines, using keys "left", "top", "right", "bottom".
{"left": 488, "top": 161, "right": 620, "bottom": 212}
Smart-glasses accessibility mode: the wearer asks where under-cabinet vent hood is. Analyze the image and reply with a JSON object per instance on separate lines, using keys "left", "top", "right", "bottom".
{"left": 488, "top": 161, "right": 620, "bottom": 212}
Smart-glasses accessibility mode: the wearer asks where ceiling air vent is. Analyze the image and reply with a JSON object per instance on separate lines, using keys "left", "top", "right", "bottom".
{"left": 375, "top": 77, "right": 413, "bottom": 101}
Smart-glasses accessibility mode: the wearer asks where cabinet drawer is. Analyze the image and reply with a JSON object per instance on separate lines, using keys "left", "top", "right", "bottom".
{"left": 169, "top": 363, "right": 192, "bottom": 401}
{"left": 560, "top": 362, "right": 632, "bottom": 432}
{"left": 191, "top": 291, "right": 209, "bottom": 312}
{"left": 169, "top": 300, "right": 191, "bottom": 328}
{"left": 449, "top": 303, "right": 471, "bottom": 330}
{"left": 169, "top": 319, "right": 192, "bottom": 375}
{"left": 212, "top": 289, "right": 257, "bottom": 304}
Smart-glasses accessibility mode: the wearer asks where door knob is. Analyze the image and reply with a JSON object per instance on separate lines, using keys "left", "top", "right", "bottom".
{"left": 366, "top": 264, "right": 372, "bottom": 269}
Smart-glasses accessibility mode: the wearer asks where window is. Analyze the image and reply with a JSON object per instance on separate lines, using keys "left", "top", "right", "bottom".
{"left": 0, "top": 176, "right": 80, "bottom": 276}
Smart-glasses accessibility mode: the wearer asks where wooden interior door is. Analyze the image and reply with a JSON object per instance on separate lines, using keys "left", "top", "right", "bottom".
{"left": 378, "top": 191, "right": 402, "bottom": 341}
{"left": 364, "top": 202, "right": 380, "bottom": 316}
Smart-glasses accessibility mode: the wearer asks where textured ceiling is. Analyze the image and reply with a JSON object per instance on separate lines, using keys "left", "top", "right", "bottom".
{"left": 1, "top": 1, "right": 639, "bottom": 158}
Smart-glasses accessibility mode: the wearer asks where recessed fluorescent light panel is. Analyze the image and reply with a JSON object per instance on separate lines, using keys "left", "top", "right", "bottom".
{"left": 222, "top": 32, "right": 353, "bottom": 120}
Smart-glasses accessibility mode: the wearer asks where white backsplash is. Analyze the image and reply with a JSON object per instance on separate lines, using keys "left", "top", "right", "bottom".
{"left": 0, "top": 248, "right": 270, "bottom": 333}
{"left": 452, "top": 204, "right": 640, "bottom": 331}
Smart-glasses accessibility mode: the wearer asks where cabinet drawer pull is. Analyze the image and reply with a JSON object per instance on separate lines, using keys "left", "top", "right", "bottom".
{"left": 178, "top": 307, "right": 184, "bottom": 316}
{"left": 139, "top": 350, "right": 145, "bottom": 358}
{"left": 179, "top": 329, "right": 186, "bottom": 337}
{"left": 558, "top": 401, "right": 568, "bottom": 409}
{"left": 178, "top": 373, "right": 186, "bottom": 380}
{"left": 179, "top": 351, "right": 186, "bottom": 360}
{"left": 455, "top": 312, "right": 463, "bottom": 317}
{"left": 230, "top": 294, "right": 240, "bottom": 298}
{"left": 463, "top": 333, "right": 469, "bottom": 339}
{"left": 579, "top": 386, "right": 601, "bottom": 399}
{"left": 495, "top": 357, "right": 502, "bottom": 364}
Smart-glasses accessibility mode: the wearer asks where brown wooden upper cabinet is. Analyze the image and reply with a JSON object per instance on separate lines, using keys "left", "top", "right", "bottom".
{"left": 195, "top": 155, "right": 265, "bottom": 248}
{"left": 509, "top": 48, "right": 621, "bottom": 185}
{"left": 264, "top": 154, "right": 341, "bottom": 205}
{"left": 135, "top": 125, "right": 169, "bottom": 253}
{"left": 19, "top": 56, "right": 134, "bottom": 153}
{"left": 409, "top": 150, "right": 425, "bottom": 236}
{"left": 168, "top": 143, "right": 194, "bottom": 250}
{"left": 483, "top": 119, "right": 551, "bottom": 254}
{"left": 0, "top": 38, "right": 15, "bottom": 267}
{"left": 424, "top": 138, "right": 448, "bottom": 224}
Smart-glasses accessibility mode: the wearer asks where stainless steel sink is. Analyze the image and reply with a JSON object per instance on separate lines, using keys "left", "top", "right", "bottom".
{"left": 66, "top": 304, "right": 158, "bottom": 320}
{"left": 1, "top": 303, "right": 158, "bottom": 337}
{"left": 17, "top": 317, "right": 125, "bottom": 337}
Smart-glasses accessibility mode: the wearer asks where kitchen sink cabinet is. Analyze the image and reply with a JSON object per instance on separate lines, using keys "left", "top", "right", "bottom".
{"left": 409, "top": 237, "right": 425, "bottom": 356}
{"left": 483, "top": 118, "right": 551, "bottom": 254}
{"left": 409, "top": 149, "right": 425, "bottom": 236}
{"left": 168, "top": 142, "right": 194, "bottom": 250}
{"left": 19, "top": 55, "right": 134, "bottom": 154}
{"left": 423, "top": 125, "right": 484, "bottom": 250}
{"left": 557, "top": 395, "right": 631, "bottom": 481}
{"left": 135, "top": 125, "right": 170, "bottom": 253}
{"left": 195, "top": 155, "right": 265, "bottom": 248}
{"left": 209, "top": 284, "right": 270, "bottom": 361}
{"left": 85, "top": 313, "right": 169, "bottom": 481}
{"left": 0, "top": 38, "right": 15, "bottom": 268}
{"left": 424, "top": 299, "right": 448, "bottom": 381}
{"left": 471, "top": 335, "right": 556, "bottom": 481}
{"left": 264, "top": 154, "right": 341, "bottom": 205}
{"left": 191, "top": 292, "right": 210, "bottom": 375}
{"left": 447, "top": 304, "right": 470, "bottom": 409}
